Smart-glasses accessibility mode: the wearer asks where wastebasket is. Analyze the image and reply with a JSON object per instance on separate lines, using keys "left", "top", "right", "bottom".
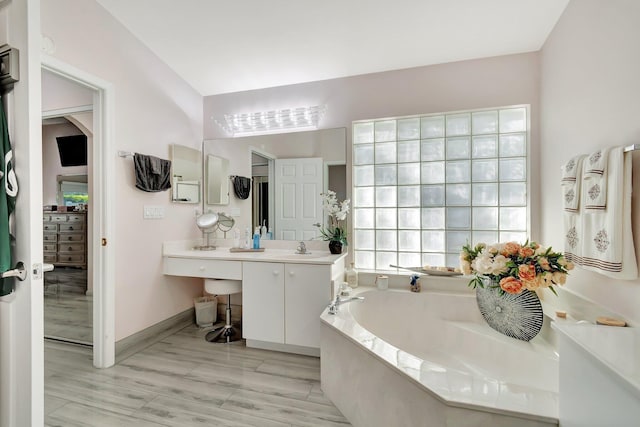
{"left": 194, "top": 295, "right": 217, "bottom": 327}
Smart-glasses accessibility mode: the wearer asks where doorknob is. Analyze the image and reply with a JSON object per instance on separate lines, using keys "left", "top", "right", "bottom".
{"left": 43, "top": 263, "right": 54, "bottom": 273}
{"left": 1, "top": 262, "right": 26, "bottom": 281}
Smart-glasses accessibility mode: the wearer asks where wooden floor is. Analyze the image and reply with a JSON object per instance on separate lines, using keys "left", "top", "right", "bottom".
{"left": 45, "top": 325, "right": 351, "bottom": 426}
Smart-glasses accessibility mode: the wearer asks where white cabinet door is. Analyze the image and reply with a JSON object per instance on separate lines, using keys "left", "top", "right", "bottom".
{"left": 242, "top": 262, "right": 285, "bottom": 344}
{"left": 285, "top": 264, "right": 331, "bottom": 348}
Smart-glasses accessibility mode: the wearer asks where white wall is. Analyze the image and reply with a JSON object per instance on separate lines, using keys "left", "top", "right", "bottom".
{"left": 540, "top": 0, "right": 640, "bottom": 324}
{"left": 204, "top": 52, "right": 542, "bottom": 252}
{"left": 41, "top": 121, "right": 87, "bottom": 205}
{"left": 42, "top": 69, "right": 93, "bottom": 112}
{"left": 41, "top": 0, "right": 205, "bottom": 340}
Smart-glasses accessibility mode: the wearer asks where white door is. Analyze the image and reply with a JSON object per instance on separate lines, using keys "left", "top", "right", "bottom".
{"left": 274, "top": 158, "right": 323, "bottom": 241}
{"left": 242, "top": 262, "right": 285, "bottom": 344}
{"left": 0, "top": 1, "right": 44, "bottom": 425}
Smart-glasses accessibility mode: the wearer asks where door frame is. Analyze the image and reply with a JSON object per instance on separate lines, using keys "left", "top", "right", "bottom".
{"left": 41, "top": 55, "right": 115, "bottom": 368}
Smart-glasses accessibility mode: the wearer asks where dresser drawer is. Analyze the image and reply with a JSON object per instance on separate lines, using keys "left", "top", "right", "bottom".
{"left": 43, "top": 223, "right": 58, "bottom": 232}
{"left": 67, "top": 214, "right": 85, "bottom": 223}
{"left": 43, "top": 214, "right": 51, "bottom": 222}
{"left": 57, "top": 253, "right": 85, "bottom": 264}
{"left": 43, "top": 253, "right": 57, "bottom": 263}
{"left": 59, "top": 223, "right": 84, "bottom": 232}
{"left": 58, "top": 233, "right": 85, "bottom": 243}
{"left": 163, "top": 257, "right": 242, "bottom": 280}
{"left": 43, "top": 243, "right": 57, "bottom": 252}
{"left": 50, "top": 214, "right": 69, "bottom": 222}
{"left": 43, "top": 233, "right": 58, "bottom": 242}
{"left": 58, "top": 243, "right": 85, "bottom": 253}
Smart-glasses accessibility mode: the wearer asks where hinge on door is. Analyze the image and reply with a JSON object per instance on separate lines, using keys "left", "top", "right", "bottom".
{"left": 101, "top": 238, "right": 107, "bottom": 246}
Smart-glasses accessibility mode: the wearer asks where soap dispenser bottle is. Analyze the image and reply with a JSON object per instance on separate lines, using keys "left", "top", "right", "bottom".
{"left": 346, "top": 262, "right": 358, "bottom": 288}
{"left": 253, "top": 227, "right": 261, "bottom": 249}
{"left": 261, "top": 220, "right": 267, "bottom": 239}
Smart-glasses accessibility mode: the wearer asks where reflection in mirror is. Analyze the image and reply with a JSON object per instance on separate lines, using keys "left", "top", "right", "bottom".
{"left": 171, "top": 144, "right": 202, "bottom": 203}
{"left": 206, "top": 154, "right": 230, "bottom": 205}
{"left": 203, "top": 127, "right": 346, "bottom": 240}
{"left": 57, "top": 174, "right": 88, "bottom": 207}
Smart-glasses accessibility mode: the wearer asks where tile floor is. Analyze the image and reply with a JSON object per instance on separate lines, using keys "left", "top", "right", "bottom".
{"left": 44, "top": 325, "right": 351, "bottom": 426}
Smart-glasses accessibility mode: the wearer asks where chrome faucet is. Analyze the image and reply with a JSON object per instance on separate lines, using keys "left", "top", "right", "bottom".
{"left": 296, "top": 241, "right": 307, "bottom": 254}
{"left": 327, "top": 295, "right": 364, "bottom": 315}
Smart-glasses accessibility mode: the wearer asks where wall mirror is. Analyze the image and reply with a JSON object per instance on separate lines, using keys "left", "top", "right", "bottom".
{"left": 203, "top": 127, "right": 346, "bottom": 240}
{"left": 171, "top": 144, "right": 202, "bottom": 204}
{"left": 206, "top": 154, "right": 230, "bottom": 205}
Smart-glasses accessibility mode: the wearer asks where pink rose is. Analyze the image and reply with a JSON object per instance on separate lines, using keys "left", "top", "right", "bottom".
{"left": 538, "top": 257, "right": 551, "bottom": 271}
{"left": 518, "top": 264, "right": 537, "bottom": 282}
{"left": 500, "top": 277, "right": 524, "bottom": 294}
{"left": 502, "top": 242, "right": 521, "bottom": 256}
{"left": 519, "top": 246, "right": 535, "bottom": 258}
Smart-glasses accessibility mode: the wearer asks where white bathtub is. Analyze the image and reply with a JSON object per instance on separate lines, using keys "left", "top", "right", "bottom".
{"left": 320, "top": 286, "right": 559, "bottom": 427}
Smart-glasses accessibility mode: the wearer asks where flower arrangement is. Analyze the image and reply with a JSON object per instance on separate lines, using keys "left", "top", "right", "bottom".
{"left": 460, "top": 241, "right": 574, "bottom": 295}
{"left": 314, "top": 190, "right": 350, "bottom": 245}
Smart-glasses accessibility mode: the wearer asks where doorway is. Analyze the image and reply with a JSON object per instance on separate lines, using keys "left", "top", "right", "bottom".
{"left": 41, "top": 112, "right": 93, "bottom": 346}
{"left": 41, "top": 56, "right": 116, "bottom": 368}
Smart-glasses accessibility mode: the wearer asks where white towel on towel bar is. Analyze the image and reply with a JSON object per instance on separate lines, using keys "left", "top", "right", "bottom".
{"left": 583, "top": 148, "right": 608, "bottom": 211}
{"left": 564, "top": 146, "right": 637, "bottom": 279}
{"left": 561, "top": 154, "right": 583, "bottom": 183}
{"left": 561, "top": 155, "right": 585, "bottom": 213}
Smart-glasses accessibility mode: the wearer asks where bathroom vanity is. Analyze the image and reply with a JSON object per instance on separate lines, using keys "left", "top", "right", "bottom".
{"left": 162, "top": 241, "right": 346, "bottom": 356}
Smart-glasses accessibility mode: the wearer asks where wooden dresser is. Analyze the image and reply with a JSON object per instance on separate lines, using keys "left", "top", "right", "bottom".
{"left": 43, "top": 211, "right": 87, "bottom": 268}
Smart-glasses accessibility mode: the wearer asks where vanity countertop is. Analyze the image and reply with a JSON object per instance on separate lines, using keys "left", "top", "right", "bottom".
{"left": 163, "top": 240, "right": 347, "bottom": 265}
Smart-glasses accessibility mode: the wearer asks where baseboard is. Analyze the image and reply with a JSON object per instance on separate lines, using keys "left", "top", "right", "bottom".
{"left": 115, "top": 307, "right": 194, "bottom": 363}
{"left": 246, "top": 339, "right": 320, "bottom": 357}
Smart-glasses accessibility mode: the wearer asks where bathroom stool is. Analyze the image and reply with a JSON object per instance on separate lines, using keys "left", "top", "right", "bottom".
{"left": 204, "top": 278, "right": 242, "bottom": 343}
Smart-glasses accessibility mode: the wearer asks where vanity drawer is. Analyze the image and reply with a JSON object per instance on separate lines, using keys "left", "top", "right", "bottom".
{"left": 163, "top": 257, "right": 242, "bottom": 280}
{"left": 43, "top": 223, "right": 58, "bottom": 232}
{"left": 58, "top": 233, "right": 85, "bottom": 243}
{"left": 59, "top": 223, "right": 84, "bottom": 232}
{"left": 43, "top": 243, "right": 57, "bottom": 252}
{"left": 57, "top": 253, "right": 85, "bottom": 264}
{"left": 58, "top": 243, "right": 85, "bottom": 253}
{"left": 43, "top": 233, "right": 58, "bottom": 242}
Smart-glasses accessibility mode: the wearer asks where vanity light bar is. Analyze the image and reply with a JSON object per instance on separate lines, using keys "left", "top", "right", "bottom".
{"left": 216, "top": 105, "right": 326, "bottom": 137}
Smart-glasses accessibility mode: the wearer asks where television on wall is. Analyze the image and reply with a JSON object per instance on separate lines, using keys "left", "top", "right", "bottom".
{"left": 56, "top": 135, "right": 87, "bottom": 167}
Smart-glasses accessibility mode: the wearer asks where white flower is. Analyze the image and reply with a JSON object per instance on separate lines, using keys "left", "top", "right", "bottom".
{"left": 490, "top": 255, "right": 509, "bottom": 275}
{"left": 471, "top": 253, "right": 494, "bottom": 275}
{"left": 460, "top": 260, "right": 472, "bottom": 275}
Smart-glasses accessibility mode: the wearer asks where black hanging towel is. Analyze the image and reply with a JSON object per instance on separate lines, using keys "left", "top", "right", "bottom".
{"left": 134, "top": 153, "right": 172, "bottom": 192}
{"left": 232, "top": 176, "right": 251, "bottom": 199}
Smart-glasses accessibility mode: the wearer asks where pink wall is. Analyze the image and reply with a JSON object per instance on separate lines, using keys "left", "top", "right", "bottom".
{"left": 540, "top": 0, "right": 640, "bottom": 324}
{"left": 41, "top": 121, "right": 87, "bottom": 205}
{"left": 41, "top": 0, "right": 204, "bottom": 341}
{"left": 204, "top": 52, "right": 542, "bottom": 244}
{"left": 41, "top": 70, "right": 93, "bottom": 112}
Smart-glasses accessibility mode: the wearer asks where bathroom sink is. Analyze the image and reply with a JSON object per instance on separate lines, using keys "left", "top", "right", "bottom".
{"left": 265, "top": 252, "right": 328, "bottom": 260}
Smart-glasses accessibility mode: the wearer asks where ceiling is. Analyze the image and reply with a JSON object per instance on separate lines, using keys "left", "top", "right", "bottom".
{"left": 95, "top": 0, "right": 569, "bottom": 96}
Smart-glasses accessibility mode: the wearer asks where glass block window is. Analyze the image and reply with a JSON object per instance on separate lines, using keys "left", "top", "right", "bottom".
{"left": 353, "top": 107, "right": 528, "bottom": 270}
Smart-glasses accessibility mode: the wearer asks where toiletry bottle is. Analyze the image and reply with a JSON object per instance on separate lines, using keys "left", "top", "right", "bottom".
{"left": 233, "top": 229, "right": 240, "bottom": 248}
{"left": 267, "top": 227, "right": 273, "bottom": 240}
{"left": 244, "top": 227, "right": 251, "bottom": 249}
{"left": 253, "top": 227, "right": 261, "bottom": 249}
{"left": 346, "top": 262, "right": 358, "bottom": 288}
{"left": 261, "top": 220, "right": 267, "bottom": 239}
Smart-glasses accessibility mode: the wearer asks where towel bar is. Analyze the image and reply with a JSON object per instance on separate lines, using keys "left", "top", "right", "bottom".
{"left": 624, "top": 144, "right": 640, "bottom": 152}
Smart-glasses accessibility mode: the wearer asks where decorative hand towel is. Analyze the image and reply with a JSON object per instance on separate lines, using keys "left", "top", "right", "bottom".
{"left": 134, "top": 153, "right": 172, "bottom": 192}
{"left": 583, "top": 148, "right": 608, "bottom": 211}
{"left": 561, "top": 155, "right": 583, "bottom": 183}
{"left": 584, "top": 148, "right": 607, "bottom": 177}
{"left": 561, "top": 155, "right": 585, "bottom": 213}
{"left": 232, "top": 176, "right": 251, "bottom": 200}
{"left": 568, "top": 146, "right": 637, "bottom": 279}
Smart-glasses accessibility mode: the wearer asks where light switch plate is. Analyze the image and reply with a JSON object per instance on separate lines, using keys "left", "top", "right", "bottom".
{"left": 143, "top": 205, "right": 165, "bottom": 219}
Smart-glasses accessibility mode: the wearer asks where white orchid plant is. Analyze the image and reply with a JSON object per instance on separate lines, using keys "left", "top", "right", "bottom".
{"left": 314, "top": 191, "right": 350, "bottom": 245}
